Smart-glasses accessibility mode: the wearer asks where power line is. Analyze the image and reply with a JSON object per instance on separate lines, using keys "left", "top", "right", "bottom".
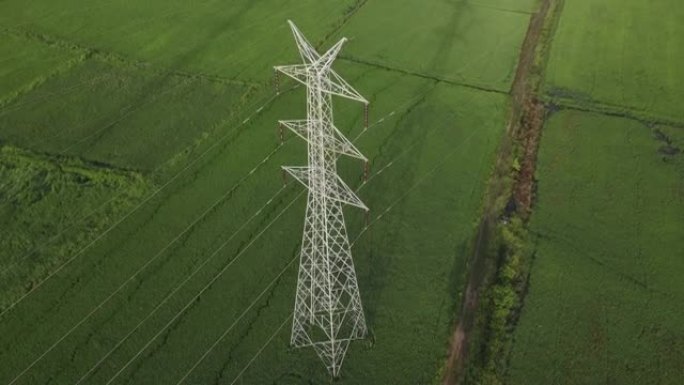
{"left": 102, "top": 192, "right": 305, "bottom": 385}
{"left": 227, "top": 314, "right": 291, "bottom": 385}
{"left": 71, "top": 185, "right": 289, "bottom": 385}
{"left": 179, "top": 122, "right": 468, "bottom": 383}
{"left": 4, "top": 150, "right": 284, "bottom": 385}
{"left": 69, "top": 94, "right": 407, "bottom": 384}
{"left": 0, "top": 87, "right": 289, "bottom": 320}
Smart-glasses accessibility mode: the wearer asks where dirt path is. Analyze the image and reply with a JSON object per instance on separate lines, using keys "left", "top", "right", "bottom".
{"left": 441, "top": 1, "right": 556, "bottom": 384}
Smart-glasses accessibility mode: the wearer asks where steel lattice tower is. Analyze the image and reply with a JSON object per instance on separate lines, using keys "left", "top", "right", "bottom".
{"left": 275, "top": 20, "right": 369, "bottom": 377}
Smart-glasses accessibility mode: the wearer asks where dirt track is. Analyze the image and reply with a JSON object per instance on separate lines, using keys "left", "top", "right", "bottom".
{"left": 441, "top": 1, "right": 555, "bottom": 383}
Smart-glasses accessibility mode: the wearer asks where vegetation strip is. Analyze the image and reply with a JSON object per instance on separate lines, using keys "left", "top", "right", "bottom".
{"left": 442, "top": 0, "right": 562, "bottom": 383}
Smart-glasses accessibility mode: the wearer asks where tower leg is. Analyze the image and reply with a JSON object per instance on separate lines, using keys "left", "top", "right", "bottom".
{"left": 291, "top": 201, "right": 367, "bottom": 377}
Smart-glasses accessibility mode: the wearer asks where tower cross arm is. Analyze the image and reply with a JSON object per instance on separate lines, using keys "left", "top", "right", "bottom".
{"left": 323, "top": 69, "right": 369, "bottom": 104}
{"left": 279, "top": 120, "right": 367, "bottom": 161}
{"left": 274, "top": 64, "right": 309, "bottom": 87}
{"left": 314, "top": 38, "right": 347, "bottom": 71}
{"left": 279, "top": 120, "right": 309, "bottom": 142}
{"left": 329, "top": 123, "right": 367, "bottom": 161}
{"left": 281, "top": 166, "right": 368, "bottom": 211}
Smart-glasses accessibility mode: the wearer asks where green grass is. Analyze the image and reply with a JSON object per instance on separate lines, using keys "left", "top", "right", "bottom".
{"left": 190, "top": 81, "right": 508, "bottom": 385}
{"left": 544, "top": 0, "right": 684, "bottom": 122}
{"left": 0, "top": 0, "right": 537, "bottom": 383}
{"left": 0, "top": 145, "right": 150, "bottom": 310}
{"left": 507, "top": 110, "right": 684, "bottom": 385}
{"left": 0, "top": 63, "right": 507, "bottom": 384}
{"left": 333, "top": 0, "right": 533, "bottom": 91}
{"left": 0, "top": 0, "right": 360, "bottom": 82}
{"left": 0, "top": 57, "right": 252, "bottom": 171}
{"left": 0, "top": 31, "right": 81, "bottom": 103}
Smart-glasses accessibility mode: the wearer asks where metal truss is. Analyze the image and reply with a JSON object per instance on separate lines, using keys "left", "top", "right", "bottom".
{"left": 275, "top": 20, "right": 369, "bottom": 377}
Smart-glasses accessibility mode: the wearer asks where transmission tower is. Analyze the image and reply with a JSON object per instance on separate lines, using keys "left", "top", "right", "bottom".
{"left": 275, "top": 20, "right": 369, "bottom": 377}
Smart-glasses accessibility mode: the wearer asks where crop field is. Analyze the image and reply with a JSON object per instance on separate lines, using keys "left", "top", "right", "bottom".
{"left": 502, "top": 1, "right": 684, "bottom": 384}
{"left": 0, "top": 34, "right": 81, "bottom": 102}
{"left": 543, "top": 0, "right": 684, "bottom": 122}
{"left": 507, "top": 111, "right": 684, "bottom": 384}
{"left": 330, "top": 0, "right": 536, "bottom": 91}
{"left": 0, "top": 0, "right": 537, "bottom": 384}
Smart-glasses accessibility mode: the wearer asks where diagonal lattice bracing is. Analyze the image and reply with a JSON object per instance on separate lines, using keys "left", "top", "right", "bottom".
{"left": 275, "top": 20, "right": 369, "bottom": 377}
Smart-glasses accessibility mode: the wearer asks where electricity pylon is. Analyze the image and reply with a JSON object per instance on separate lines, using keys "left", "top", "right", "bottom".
{"left": 275, "top": 20, "right": 369, "bottom": 377}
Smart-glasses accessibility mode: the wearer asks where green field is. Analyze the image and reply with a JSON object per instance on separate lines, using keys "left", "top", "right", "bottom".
{"left": 0, "top": 0, "right": 360, "bottom": 83}
{"left": 507, "top": 110, "right": 684, "bottom": 384}
{"left": 544, "top": 0, "right": 684, "bottom": 122}
{"left": 501, "top": 1, "right": 684, "bottom": 383}
{"left": 7, "top": 0, "right": 681, "bottom": 383}
{"left": 0, "top": 57, "right": 252, "bottom": 171}
{"left": 0, "top": 146, "right": 150, "bottom": 310}
{"left": 0, "top": 0, "right": 534, "bottom": 383}
{"left": 331, "top": 0, "right": 534, "bottom": 91}
{"left": 0, "top": 33, "right": 82, "bottom": 104}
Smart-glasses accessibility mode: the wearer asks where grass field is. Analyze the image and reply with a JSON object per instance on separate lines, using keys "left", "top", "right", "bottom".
{"left": 0, "top": 146, "right": 150, "bottom": 310}
{"left": 0, "top": 73, "right": 507, "bottom": 385}
{"left": 0, "top": 33, "right": 82, "bottom": 104}
{"left": 507, "top": 110, "right": 684, "bottom": 385}
{"left": 0, "top": 57, "right": 253, "bottom": 171}
{"left": 0, "top": 0, "right": 534, "bottom": 383}
{"left": 331, "top": 0, "right": 534, "bottom": 91}
{"left": 0, "top": 0, "right": 360, "bottom": 83}
{"left": 502, "top": 2, "right": 684, "bottom": 383}
{"left": 544, "top": 0, "right": 684, "bottom": 122}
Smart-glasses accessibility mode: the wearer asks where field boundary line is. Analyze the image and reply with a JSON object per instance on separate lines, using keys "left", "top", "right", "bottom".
{"left": 339, "top": 55, "right": 508, "bottom": 95}
{"left": 547, "top": 96, "right": 684, "bottom": 130}
{"left": 466, "top": 1, "right": 535, "bottom": 15}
